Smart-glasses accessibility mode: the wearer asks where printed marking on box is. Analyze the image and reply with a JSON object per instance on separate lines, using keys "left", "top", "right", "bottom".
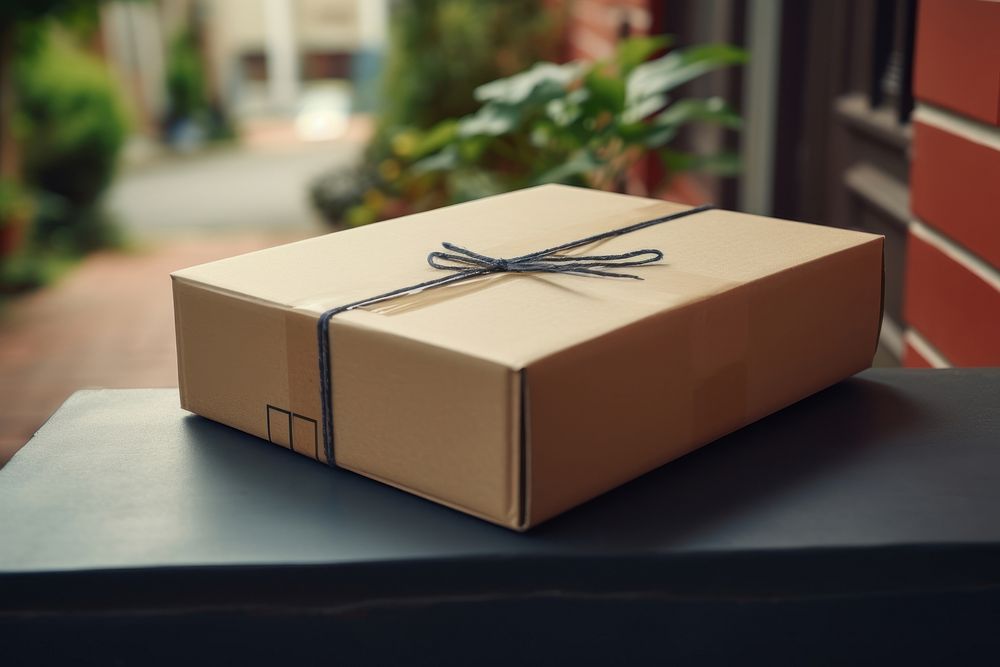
{"left": 266, "top": 404, "right": 318, "bottom": 458}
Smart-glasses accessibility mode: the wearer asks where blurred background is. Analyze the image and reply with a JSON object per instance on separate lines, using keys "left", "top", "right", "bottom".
{"left": 1, "top": 0, "right": 997, "bottom": 464}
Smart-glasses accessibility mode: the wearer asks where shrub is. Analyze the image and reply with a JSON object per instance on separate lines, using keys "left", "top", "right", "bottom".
{"left": 165, "top": 29, "right": 205, "bottom": 123}
{"left": 163, "top": 27, "right": 233, "bottom": 143}
{"left": 16, "top": 32, "right": 128, "bottom": 250}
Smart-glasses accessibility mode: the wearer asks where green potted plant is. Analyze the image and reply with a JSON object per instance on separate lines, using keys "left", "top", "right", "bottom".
{"left": 334, "top": 35, "right": 745, "bottom": 226}
{"left": 412, "top": 35, "right": 745, "bottom": 196}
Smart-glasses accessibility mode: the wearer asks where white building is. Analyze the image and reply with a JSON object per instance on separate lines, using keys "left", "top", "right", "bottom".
{"left": 100, "top": 0, "right": 387, "bottom": 134}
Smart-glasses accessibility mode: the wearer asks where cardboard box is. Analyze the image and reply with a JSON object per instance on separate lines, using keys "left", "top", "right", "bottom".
{"left": 172, "top": 185, "right": 883, "bottom": 530}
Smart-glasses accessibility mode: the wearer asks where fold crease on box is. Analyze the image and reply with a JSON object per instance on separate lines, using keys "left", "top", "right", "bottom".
{"left": 172, "top": 185, "right": 884, "bottom": 530}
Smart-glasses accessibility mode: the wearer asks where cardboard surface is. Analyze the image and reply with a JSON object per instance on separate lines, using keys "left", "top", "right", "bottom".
{"left": 172, "top": 185, "right": 883, "bottom": 528}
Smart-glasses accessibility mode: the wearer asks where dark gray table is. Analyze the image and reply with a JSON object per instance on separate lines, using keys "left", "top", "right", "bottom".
{"left": 2, "top": 369, "right": 999, "bottom": 665}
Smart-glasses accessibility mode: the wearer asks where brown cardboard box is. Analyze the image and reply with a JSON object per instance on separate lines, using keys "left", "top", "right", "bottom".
{"left": 172, "top": 185, "right": 883, "bottom": 530}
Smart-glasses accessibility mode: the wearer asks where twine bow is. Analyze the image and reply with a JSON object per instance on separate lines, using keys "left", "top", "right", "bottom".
{"left": 427, "top": 243, "right": 663, "bottom": 280}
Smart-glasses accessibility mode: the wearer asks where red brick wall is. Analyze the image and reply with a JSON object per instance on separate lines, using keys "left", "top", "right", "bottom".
{"left": 561, "top": 0, "right": 657, "bottom": 61}
{"left": 904, "top": 0, "right": 1000, "bottom": 367}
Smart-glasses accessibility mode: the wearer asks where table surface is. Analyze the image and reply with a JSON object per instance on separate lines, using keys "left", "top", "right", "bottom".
{"left": 2, "top": 368, "right": 999, "bottom": 577}
{"left": 4, "top": 369, "right": 1000, "bottom": 665}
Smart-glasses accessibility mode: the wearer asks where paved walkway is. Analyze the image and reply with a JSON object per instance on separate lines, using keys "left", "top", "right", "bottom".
{"left": 1, "top": 129, "right": 363, "bottom": 465}
{"left": 0, "top": 236, "right": 306, "bottom": 464}
{"left": 108, "top": 142, "right": 351, "bottom": 236}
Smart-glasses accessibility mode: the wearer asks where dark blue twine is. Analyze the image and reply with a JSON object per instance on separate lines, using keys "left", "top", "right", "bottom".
{"left": 316, "top": 203, "right": 715, "bottom": 465}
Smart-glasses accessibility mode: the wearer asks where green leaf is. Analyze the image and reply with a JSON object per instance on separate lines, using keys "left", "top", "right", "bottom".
{"left": 473, "top": 61, "right": 582, "bottom": 106}
{"left": 412, "top": 145, "right": 460, "bottom": 174}
{"left": 660, "top": 149, "right": 742, "bottom": 176}
{"left": 584, "top": 69, "right": 626, "bottom": 113}
{"left": 620, "top": 93, "right": 668, "bottom": 124}
{"left": 530, "top": 124, "right": 551, "bottom": 148}
{"left": 457, "top": 135, "right": 492, "bottom": 162}
{"left": 616, "top": 119, "right": 651, "bottom": 142}
{"left": 625, "top": 98, "right": 742, "bottom": 150}
{"left": 615, "top": 35, "right": 673, "bottom": 74}
{"left": 653, "top": 97, "right": 742, "bottom": 129}
{"left": 546, "top": 88, "right": 589, "bottom": 126}
{"left": 626, "top": 44, "right": 747, "bottom": 106}
{"left": 410, "top": 119, "right": 459, "bottom": 159}
{"left": 532, "top": 150, "right": 602, "bottom": 185}
{"left": 457, "top": 104, "right": 521, "bottom": 137}
{"left": 639, "top": 124, "right": 679, "bottom": 149}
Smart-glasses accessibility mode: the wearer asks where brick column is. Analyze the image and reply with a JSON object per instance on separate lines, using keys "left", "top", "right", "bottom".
{"left": 903, "top": 0, "right": 1000, "bottom": 367}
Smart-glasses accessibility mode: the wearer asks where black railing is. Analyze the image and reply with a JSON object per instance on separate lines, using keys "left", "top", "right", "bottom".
{"left": 870, "top": 0, "right": 918, "bottom": 124}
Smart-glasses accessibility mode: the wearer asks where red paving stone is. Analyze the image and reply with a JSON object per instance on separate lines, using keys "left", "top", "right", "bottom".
{"left": 0, "top": 234, "right": 310, "bottom": 465}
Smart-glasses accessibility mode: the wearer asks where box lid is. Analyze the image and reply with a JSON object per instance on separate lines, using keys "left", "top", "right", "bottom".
{"left": 173, "top": 185, "right": 880, "bottom": 369}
